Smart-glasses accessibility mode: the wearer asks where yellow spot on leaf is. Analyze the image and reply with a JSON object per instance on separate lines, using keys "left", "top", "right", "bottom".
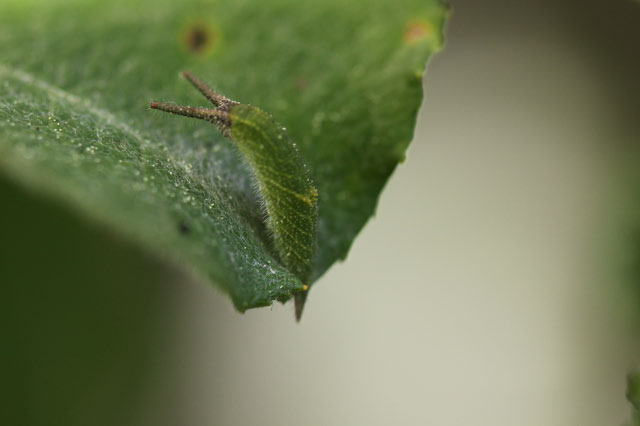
{"left": 404, "top": 19, "right": 433, "bottom": 44}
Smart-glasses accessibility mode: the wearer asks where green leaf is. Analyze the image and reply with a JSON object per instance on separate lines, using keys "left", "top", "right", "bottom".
{"left": 0, "top": 0, "right": 447, "bottom": 311}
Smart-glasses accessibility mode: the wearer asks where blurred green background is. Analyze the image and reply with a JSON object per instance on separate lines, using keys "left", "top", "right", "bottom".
{"left": 2, "top": 0, "right": 640, "bottom": 425}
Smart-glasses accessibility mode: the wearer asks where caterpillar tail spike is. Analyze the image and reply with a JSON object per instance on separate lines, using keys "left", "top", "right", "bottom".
{"left": 181, "top": 71, "right": 238, "bottom": 109}
{"left": 150, "top": 72, "right": 318, "bottom": 321}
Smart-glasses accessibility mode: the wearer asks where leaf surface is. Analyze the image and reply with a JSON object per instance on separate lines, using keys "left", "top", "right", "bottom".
{"left": 0, "top": 0, "right": 446, "bottom": 310}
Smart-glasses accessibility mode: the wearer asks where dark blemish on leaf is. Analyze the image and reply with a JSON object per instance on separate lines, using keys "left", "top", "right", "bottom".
{"left": 182, "top": 22, "right": 218, "bottom": 55}
{"left": 35, "top": 127, "right": 40, "bottom": 131}
{"left": 188, "top": 27, "right": 208, "bottom": 52}
{"left": 178, "top": 221, "right": 190, "bottom": 234}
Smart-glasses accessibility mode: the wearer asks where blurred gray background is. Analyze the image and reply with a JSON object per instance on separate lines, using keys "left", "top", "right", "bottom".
{"left": 136, "top": 1, "right": 640, "bottom": 425}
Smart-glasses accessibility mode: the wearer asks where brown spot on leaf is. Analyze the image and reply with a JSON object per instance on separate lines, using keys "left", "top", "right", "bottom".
{"left": 181, "top": 22, "right": 218, "bottom": 56}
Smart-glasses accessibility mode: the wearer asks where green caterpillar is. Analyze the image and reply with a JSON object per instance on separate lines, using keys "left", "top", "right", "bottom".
{"left": 150, "top": 72, "right": 317, "bottom": 320}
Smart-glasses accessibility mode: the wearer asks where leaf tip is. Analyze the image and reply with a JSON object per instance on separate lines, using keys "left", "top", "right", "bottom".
{"left": 294, "top": 290, "right": 309, "bottom": 322}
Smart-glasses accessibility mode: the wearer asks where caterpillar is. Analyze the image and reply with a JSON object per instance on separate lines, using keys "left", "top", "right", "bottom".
{"left": 150, "top": 71, "right": 318, "bottom": 320}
